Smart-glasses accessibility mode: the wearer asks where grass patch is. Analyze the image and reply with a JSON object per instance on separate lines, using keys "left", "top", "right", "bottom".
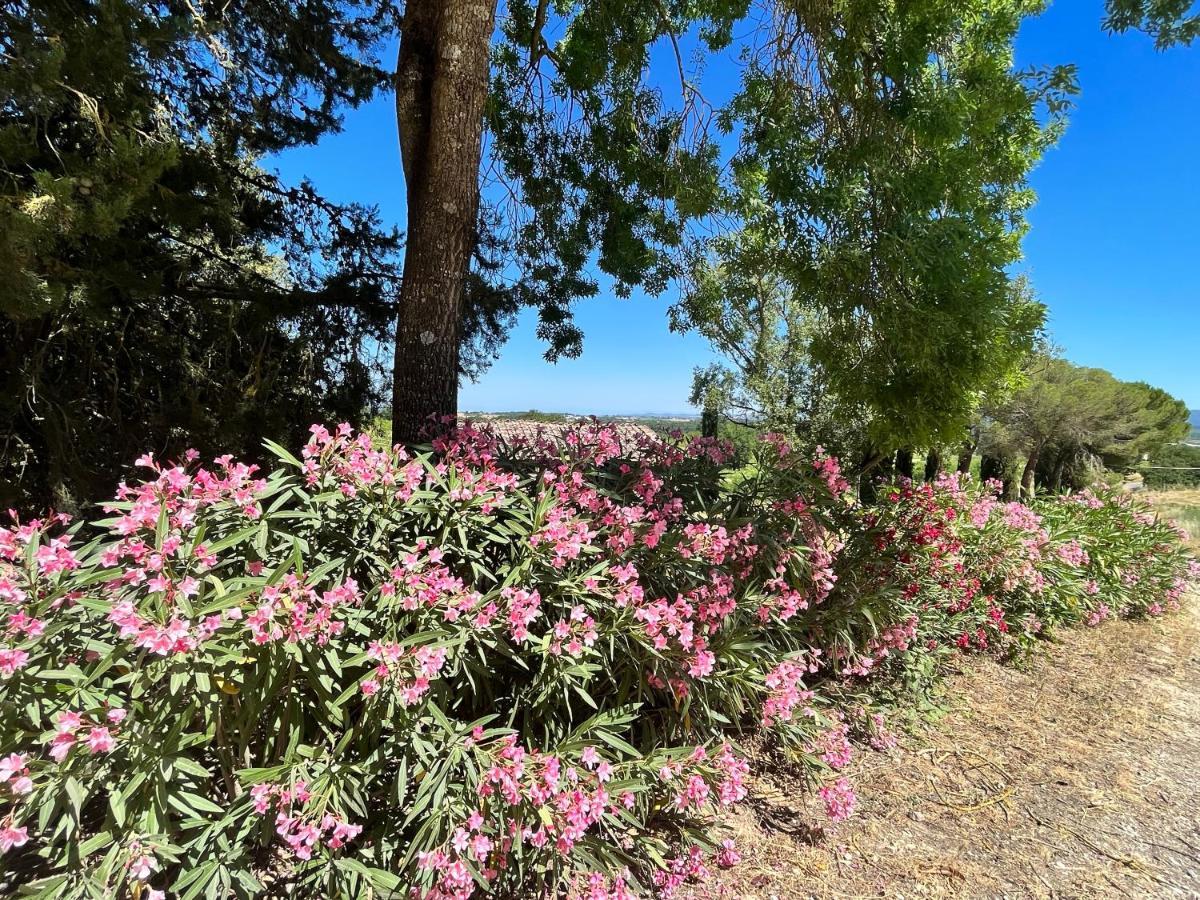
{"left": 1144, "top": 488, "right": 1200, "bottom": 553}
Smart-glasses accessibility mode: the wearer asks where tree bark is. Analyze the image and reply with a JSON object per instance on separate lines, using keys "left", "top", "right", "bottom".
{"left": 1019, "top": 444, "right": 1041, "bottom": 502}
{"left": 391, "top": 0, "right": 498, "bottom": 444}
{"left": 856, "top": 447, "right": 887, "bottom": 504}
{"left": 1050, "top": 449, "right": 1068, "bottom": 493}
{"left": 895, "top": 448, "right": 914, "bottom": 480}
{"left": 956, "top": 441, "right": 974, "bottom": 474}
{"left": 1001, "top": 474, "right": 1016, "bottom": 501}
{"left": 923, "top": 447, "right": 941, "bottom": 482}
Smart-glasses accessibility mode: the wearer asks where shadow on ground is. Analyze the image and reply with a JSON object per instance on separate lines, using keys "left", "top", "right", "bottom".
{"left": 687, "top": 599, "right": 1200, "bottom": 899}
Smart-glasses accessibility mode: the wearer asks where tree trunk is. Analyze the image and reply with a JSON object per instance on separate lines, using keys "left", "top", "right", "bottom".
{"left": 1050, "top": 449, "right": 1068, "bottom": 493}
{"left": 857, "top": 447, "right": 887, "bottom": 504}
{"left": 956, "top": 441, "right": 973, "bottom": 474}
{"left": 923, "top": 447, "right": 941, "bottom": 482}
{"left": 1019, "top": 444, "right": 1041, "bottom": 502}
{"left": 1001, "top": 475, "right": 1016, "bottom": 501}
{"left": 391, "top": 0, "right": 498, "bottom": 444}
{"left": 895, "top": 448, "right": 914, "bottom": 480}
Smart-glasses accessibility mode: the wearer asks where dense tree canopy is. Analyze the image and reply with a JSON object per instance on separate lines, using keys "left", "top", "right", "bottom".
{"left": 672, "top": 2, "right": 1069, "bottom": 453}
{"left": 979, "top": 355, "right": 1191, "bottom": 496}
{"left": 0, "top": 0, "right": 409, "bottom": 505}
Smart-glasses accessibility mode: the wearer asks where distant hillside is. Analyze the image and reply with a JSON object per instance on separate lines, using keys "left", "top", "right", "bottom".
{"left": 1190, "top": 410, "right": 1200, "bottom": 444}
{"left": 462, "top": 410, "right": 701, "bottom": 437}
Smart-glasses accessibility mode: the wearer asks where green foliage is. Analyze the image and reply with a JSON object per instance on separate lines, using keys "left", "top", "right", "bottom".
{"left": 0, "top": 425, "right": 844, "bottom": 897}
{"left": 483, "top": 0, "right": 749, "bottom": 359}
{"left": 857, "top": 474, "right": 1197, "bottom": 708}
{"left": 672, "top": 2, "right": 1073, "bottom": 450}
{"left": 980, "top": 354, "right": 1191, "bottom": 492}
{"left": 1103, "top": 0, "right": 1200, "bottom": 47}
{"left": 0, "top": 0, "right": 403, "bottom": 508}
{"left": 1139, "top": 443, "right": 1200, "bottom": 489}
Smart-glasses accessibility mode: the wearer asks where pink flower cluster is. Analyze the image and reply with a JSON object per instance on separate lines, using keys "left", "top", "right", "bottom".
{"left": 818, "top": 776, "right": 857, "bottom": 822}
{"left": 1, "top": 515, "right": 74, "bottom": 678}
{"left": 811, "top": 446, "right": 852, "bottom": 496}
{"left": 762, "top": 659, "right": 817, "bottom": 727}
{"left": 531, "top": 506, "right": 598, "bottom": 569}
{"left": 652, "top": 845, "right": 711, "bottom": 898}
{"left": 0, "top": 753, "right": 32, "bottom": 797}
{"left": 572, "top": 871, "right": 639, "bottom": 900}
{"left": 1056, "top": 539, "right": 1090, "bottom": 567}
{"left": 549, "top": 606, "right": 599, "bottom": 656}
{"left": 47, "top": 708, "right": 124, "bottom": 762}
{"left": 360, "top": 640, "right": 448, "bottom": 704}
{"left": 246, "top": 574, "right": 361, "bottom": 645}
{"left": 380, "top": 545, "right": 480, "bottom": 619}
{"left": 809, "top": 721, "right": 854, "bottom": 770}
{"left": 635, "top": 594, "right": 718, "bottom": 678}
{"left": 107, "top": 600, "right": 230, "bottom": 656}
{"left": 1002, "top": 502, "right": 1043, "bottom": 533}
{"left": 115, "top": 450, "right": 266, "bottom": 530}
{"left": 249, "top": 780, "right": 362, "bottom": 859}
{"left": 839, "top": 615, "right": 919, "bottom": 677}
{"left": 414, "top": 734, "right": 746, "bottom": 900}
{"left": 867, "top": 712, "right": 898, "bottom": 751}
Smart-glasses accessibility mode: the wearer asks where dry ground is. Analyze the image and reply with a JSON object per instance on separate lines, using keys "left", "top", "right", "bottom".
{"left": 685, "top": 599, "right": 1200, "bottom": 899}
{"left": 1145, "top": 489, "right": 1200, "bottom": 554}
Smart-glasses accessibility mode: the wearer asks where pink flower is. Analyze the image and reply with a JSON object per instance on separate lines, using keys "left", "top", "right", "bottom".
{"left": 86, "top": 727, "right": 115, "bottom": 754}
{"left": 716, "top": 838, "right": 741, "bottom": 868}
{"left": 0, "top": 646, "right": 29, "bottom": 678}
{"left": 48, "top": 731, "right": 76, "bottom": 763}
{"left": 819, "top": 777, "right": 857, "bottom": 822}
{"left": 0, "top": 825, "right": 29, "bottom": 853}
{"left": 129, "top": 853, "right": 157, "bottom": 880}
{"left": 0, "top": 753, "right": 27, "bottom": 783}
{"left": 56, "top": 711, "right": 83, "bottom": 732}
{"left": 106, "top": 708, "right": 127, "bottom": 724}
{"left": 469, "top": 833, "right": 492, "bottom": 860}
{"left": 688, "top": 649, "right": 715, "bottom": 678}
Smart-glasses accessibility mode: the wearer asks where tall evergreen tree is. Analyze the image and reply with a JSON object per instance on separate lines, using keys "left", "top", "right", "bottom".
{"left": 0, "top": 0, "right": 399, "bottom": 505}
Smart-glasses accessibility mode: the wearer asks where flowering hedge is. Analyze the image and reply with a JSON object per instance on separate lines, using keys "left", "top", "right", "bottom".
{"left": 1, "top": 423, "right": 1195, "bottom": 899}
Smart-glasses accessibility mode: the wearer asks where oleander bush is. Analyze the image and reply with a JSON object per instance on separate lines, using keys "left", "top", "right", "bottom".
{"left": 1, "top": 423, "right": 1196, "bottom": 900}
{"left": 855, "top": 476, "right": 1196, "bottom": 683}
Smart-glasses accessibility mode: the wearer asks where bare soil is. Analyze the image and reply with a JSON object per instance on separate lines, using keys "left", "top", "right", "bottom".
{"left": 686, "top": 599, "right": 1200, "bottom": 899}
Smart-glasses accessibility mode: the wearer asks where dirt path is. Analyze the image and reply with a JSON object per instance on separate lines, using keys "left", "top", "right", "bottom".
{"left": 689, "top": 600, "right": 1200, "bottom": 899}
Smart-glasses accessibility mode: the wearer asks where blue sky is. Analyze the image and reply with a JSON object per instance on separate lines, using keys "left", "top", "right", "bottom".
{"left": 274, "top": 1, "right": 1200, "bottom": 414}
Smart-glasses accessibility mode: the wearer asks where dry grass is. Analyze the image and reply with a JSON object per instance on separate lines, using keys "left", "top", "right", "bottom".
{"left": 1144, "top": 489, "right": 1200, "bottom": 553}
{"left": 684, "top": 599, "right": 1200, "bottom": 899}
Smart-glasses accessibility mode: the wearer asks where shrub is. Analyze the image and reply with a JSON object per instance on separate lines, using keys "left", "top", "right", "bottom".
{"left": 857, "top": 476, "right": 1195, "bottom": 679}
{"left": 1, "top": 424, "right": 1196, "bottom": 899}
{"left": 1137, "top": 443, "right": 1200, "bottom": 489}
